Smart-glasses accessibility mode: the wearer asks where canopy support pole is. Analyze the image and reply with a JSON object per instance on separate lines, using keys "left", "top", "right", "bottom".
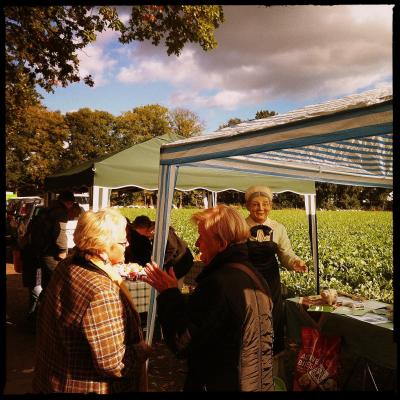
{"left": 211, "top": 191, "right": 217, "bottom": 207}
{"left": 206, "top": 191, "right": 217, "bottom": 207}
{"left": 304, "top": 194, "right": 320, "bottom": 294}
{"left": 91, "top": 186, "right": 111, "bottom": 211}
{"left": 146, "top": 164, "right": 179, "bottom": 347}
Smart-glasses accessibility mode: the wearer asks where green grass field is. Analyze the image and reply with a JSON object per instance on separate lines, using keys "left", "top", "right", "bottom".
{"left": 120, "top": 208, "right": 393, "bottom": 303}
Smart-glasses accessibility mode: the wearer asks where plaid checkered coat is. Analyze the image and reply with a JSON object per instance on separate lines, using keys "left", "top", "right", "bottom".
{"left": 32, "top": 255, "right": 147, "bottom": 393}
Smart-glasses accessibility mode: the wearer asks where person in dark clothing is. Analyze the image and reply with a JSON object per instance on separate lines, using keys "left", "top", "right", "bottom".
{"left": 125, "top": 218, "right": 153, "bottom": 266}
{"left": 244, "top": 185, "right": 307, "bottom": 382}
{"left": 39, "top": 191, "right": 75, "bottom": 290}
{"left": 127, "top": 215, "right": 194, "bottom": 284}
{"left": 21, "top": 242, "right": 42, "bottom": 323}
{"left": 128, "top": 215, "right": 194, "bottom": 343}
{"left": 141, "top": 204, "right": 274, "bottom": 392}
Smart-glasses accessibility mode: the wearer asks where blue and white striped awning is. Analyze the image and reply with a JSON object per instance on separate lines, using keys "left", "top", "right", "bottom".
{"left": 160, "top": 87, "right": 392, "bottom": 188}
{"left": 146, "top": 86, "right": 393, "bottom": 345}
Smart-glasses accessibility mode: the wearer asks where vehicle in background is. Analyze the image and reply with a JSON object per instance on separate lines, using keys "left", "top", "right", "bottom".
{"left": 17, "top": 204, "right": 46, "bottom": 245}
{"left": 7, "top": 193, "right": 90, "bottom": 248}
{"left": 15, "top": 200, "right": 45, "bottom": 246}
{"left": 6, "top": 197, "right": 44, "bottom": 243}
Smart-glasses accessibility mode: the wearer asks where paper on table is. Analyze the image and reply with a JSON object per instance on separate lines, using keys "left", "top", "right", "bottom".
{"left": 337, "top": 296, "right": 360, "bottom": 306}
{"left": 337, "top": 297, "right": 388, "bottom": 310}
{"left": 362, "top": 299, "right": 389, "bottom": 310}
{"left": 347, "top": 312, "right": 390, "bottom": 325}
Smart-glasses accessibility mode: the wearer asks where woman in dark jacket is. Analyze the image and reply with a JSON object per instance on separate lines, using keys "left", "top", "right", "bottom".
{"left": 141, "top": 204, "right": 274, "bottom": 391}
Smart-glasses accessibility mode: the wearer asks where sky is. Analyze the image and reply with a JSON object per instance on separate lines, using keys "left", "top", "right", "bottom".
{"left": 38, "top": 5, "right": 393, "bottom": 133}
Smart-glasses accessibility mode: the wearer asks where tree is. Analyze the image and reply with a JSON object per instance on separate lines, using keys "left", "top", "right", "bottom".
{"left": 218, "top": 118, "right": 243, "bottom": 130}
{"left": 6, "top": 105, "right": 69, "bottom": 192}
{"left": 219, "top": 109, "right": 277, "bottom": 130}
{"left": 359, "top": 187, "right": 393, "bottom": 210}
{"left": 5, "top": 6, "right": 223, "bottom": 94}
{"left": 315, "top": 183, "right": 392, "bottom": 210}
{"left": 62, "top": 108, "right": 118, "bottom": 170}
{"left": 273, "top": 192, "right": 304, "bottom": 209}
{"left": 5, "top": 5, "right": 224, "bottom": 191}
{"left": 119, "top": 6, "right": 224, "bottom": 56}
{"left": 169, "top": 108, "right": 204, "bottom": 138}
{"left": 115, "top": 105, "right": 173, "bottom": 148}
{"left": 5, "top": 66, "right": 42, "bottom": 190}
{"left": 255, "top": 109, "right": 277, "bottom": 119}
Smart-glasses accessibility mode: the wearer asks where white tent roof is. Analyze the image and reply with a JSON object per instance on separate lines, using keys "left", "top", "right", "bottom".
{"left": 160, "top": 86, "right": 392, "bottom": 188}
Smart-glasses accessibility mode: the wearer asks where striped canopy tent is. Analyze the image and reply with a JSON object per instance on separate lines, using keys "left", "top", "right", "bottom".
{"left": 146, "top": 86, "right": 393, "bottom": 344}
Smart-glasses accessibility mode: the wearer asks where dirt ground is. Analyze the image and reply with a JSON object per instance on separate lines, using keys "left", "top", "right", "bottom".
{"left": 2, "top": 259, "right": 397, "bottom": 393}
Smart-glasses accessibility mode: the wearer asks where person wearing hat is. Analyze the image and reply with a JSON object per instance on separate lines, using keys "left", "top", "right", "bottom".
{"left": 128, "top": 215, "right": 194, "bottom": 288}
{"left": 244, "top": 185, "right": 307, "bottom": 381}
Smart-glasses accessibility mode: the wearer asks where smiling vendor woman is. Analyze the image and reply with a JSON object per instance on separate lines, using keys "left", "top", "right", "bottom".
{"left": 244, "top": 185, "right": 307, "bottom": 380}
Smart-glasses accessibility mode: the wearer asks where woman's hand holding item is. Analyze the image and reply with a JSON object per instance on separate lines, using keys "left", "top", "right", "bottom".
{"left": 141, "top": 260, "right": 178, "bottom": 293}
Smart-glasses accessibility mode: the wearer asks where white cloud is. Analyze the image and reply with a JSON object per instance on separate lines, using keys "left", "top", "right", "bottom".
{"left": 116, "top": 6, "right": 131, "bottom": 24}
{"left": 77, "top": 43, "right": 117, "bottom": 87}
{"left": 169, "top": 89, "right": 265, "bottom": 111}
{"left": 117, "top": 48, "right": 222, "bottom": 90}
{"left": 111, "top": 5, "right": 392, "bottom": 111}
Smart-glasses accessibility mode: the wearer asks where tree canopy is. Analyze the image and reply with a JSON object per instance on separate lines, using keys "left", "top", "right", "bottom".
{"left": 115, "top": 105, "right": 173, "bottom": 148}
{"left": 5, "top": 6, "right": 224, "bottom": 94}
{"left": 6, "top": 104, "right": 204, "bottom": 192}
{"left": 5, "top": 5, "right": 223, "bottom": 192}
{"left": 63, "top": 108, "right": 119, "bottom": 170}
{"left": 169, "top": 108, "right": 205, "bottom": 138}
{"left": 219, "top": 109, "right": 277, "bottom": 129}
{"left": 6, "top": 105, "right": 69, "bottom": 191}
{"left": 255, "top": 109, "right": 277, "bottom": 119}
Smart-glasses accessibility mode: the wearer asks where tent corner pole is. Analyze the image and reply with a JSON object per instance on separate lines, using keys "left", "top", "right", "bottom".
{"left": 146, "top": 164, "right": 179, "bottom": 347}
{"left": 305, "top": 193, "right": 320, "bottom": 294}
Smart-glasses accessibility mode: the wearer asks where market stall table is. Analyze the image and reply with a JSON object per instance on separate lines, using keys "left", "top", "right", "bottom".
{"left": 285, "top": 297, "right": 396, "bottom": 389}
{"left": 123, "top": 274, "right": 198, "bottom": 314}
{"left": 123, "top": 280, "right": 151, "bottom": 314}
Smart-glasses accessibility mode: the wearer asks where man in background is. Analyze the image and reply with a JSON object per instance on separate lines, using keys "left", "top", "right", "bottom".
{"left": 39, "top": 191, "right": 75, "bottom": 291}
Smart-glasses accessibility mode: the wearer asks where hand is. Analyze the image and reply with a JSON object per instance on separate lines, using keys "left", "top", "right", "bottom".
{"left": 141, "top": 261, "right": 178, "bottom": 293}
{"left": 133, "top": 339, "right": 153, "bottom": 363}
{"left": 292, "top": 259, "right": 307, "bottom": 273}
{"left": 58, "top": 252, "right": 67, "bottom": 260}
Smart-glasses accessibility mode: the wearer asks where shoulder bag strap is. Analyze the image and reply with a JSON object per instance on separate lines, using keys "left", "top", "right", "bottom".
{"left": 225, "top": 262, "right": 268, "bottom": 296}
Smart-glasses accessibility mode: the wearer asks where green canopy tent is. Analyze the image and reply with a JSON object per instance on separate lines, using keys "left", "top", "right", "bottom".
{"left": 44, "top": 133, "right": 315, "bottom": 210}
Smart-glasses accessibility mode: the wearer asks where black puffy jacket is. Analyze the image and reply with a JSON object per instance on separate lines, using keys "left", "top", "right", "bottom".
{"left": 157, "top": 243, "right": 274, "bottom": 391}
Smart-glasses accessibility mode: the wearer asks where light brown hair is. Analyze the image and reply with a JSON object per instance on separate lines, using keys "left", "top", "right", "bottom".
{"left": 191, "top": 204, "right": 250, "bottom": 247}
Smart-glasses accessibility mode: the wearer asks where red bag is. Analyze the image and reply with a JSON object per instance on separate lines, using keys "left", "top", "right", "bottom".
{"left": 12, "top": 249, "right": 23, "bottom": 273}
{"left": 293, "top": 327, "right": 341, "bottom": 391}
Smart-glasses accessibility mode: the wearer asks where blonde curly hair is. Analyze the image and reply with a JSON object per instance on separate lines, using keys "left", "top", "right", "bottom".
{"left": 73, "top": 208, "right": 127, "bottom": 256}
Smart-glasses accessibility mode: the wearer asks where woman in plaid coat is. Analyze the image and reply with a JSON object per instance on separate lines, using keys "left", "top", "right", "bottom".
{"left": 32, "top": 208, "right": 151, "bottom": 393}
